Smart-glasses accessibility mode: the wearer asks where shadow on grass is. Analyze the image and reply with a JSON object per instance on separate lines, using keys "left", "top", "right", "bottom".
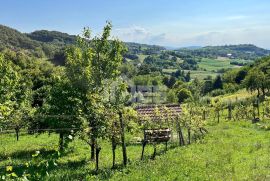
{"left": 0, "top": 142, "right": 182, "bottom": 180}
{"left": 0, "top": 148, "right": 57, "bottom": 160}
{"left": 0, "top": 147, "right": 76, "bottom": 161}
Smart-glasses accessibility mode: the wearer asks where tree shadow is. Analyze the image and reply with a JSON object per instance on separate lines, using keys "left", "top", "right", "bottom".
{"left": 0, "top": 147, "right": 75, "bottom": 161}
{"left": 0, "top": 142, "right": 182, "bottom": 180}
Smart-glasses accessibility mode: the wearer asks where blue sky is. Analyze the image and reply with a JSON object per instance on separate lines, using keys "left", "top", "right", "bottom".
{"left": 1, "top": 0, "right": 270, "bottom": 48}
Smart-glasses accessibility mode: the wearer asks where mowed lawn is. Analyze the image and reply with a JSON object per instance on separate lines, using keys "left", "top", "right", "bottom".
{"left": 1, "top": 121, "right": 270, "bottom": 180}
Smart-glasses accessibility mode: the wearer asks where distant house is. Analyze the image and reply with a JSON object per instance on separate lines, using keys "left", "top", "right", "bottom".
{"left": 227, "top": 53, "right": 234, "bottom": 59}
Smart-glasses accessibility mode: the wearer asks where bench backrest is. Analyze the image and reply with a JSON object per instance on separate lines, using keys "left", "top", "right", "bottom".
{"left": 144, "top": 128, "right": 171, "bottom": 142}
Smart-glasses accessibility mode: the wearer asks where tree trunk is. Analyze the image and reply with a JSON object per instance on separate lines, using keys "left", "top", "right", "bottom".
{"left": 119, "top": 111, "right": 127, "bottom": 166}
{"left": 90, "top": 137, "right": 95, "bottom": 160}
{"left": 112, "top": 137, "right": 116, "bottom": 168}
{"left": 15, "top": 128, "right": 19, "bottom": 141}
{"left": 59, "top": 132, "right": 64, "bottom": 151}
{"left": 187, "top": 128, "right": 191, "bottom": 145}
{"left": 253, "top": 106, "right": 256, "bottom": 120}
{"left": 95, "top": 144, "right": 101, "bottom": 171}
{"left": 203, "top": 110, "right": 206, "bottom": 120}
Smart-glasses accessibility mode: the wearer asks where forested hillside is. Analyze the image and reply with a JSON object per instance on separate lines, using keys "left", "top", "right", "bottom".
{"left": 1, "top": 24, "right": 270, "bottom": 68}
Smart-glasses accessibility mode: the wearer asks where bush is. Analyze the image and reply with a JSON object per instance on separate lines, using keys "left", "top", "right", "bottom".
{"left": 176, "top": 88, "right": 192, "bottom": 103}
{"left": 166, "top": 90, "right": 178, "bottom": 103}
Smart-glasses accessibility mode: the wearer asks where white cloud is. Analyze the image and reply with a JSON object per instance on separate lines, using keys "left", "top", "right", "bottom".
{"left": 112, "top": 25, "right": 270, "bottom": 49}
{"left": 113, "top": 25, "right": 168, "bottom": 45}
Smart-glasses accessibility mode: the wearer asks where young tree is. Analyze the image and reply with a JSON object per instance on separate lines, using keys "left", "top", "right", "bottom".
{"left": 108, "top": 80, "right": 130, "bottom": 166}
{"left": 65, "top": 22, "right": 126, "bottom": 170}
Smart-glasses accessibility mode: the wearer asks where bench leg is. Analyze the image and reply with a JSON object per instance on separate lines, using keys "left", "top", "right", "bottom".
{"left": 141, "top": 141, "right": 147, "bottom": 160}
{"left": 151, "top": 144, "right": 157, "bottom": 160}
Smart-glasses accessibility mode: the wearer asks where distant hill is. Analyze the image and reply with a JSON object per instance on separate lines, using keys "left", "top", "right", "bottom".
{"left": 180, "top": 46, "right": 202, "bottom": 50}
{"left": 0, "top": 24, "right": 42, "bottom": 51}
{"left": 26, "top": 30, "right": 77, "bottom": 45}
{"left": 1, "top": 24, "right": 270, "bottom": 66}
{"left": 177, "top": 44, "right": 270, "bottom": 60}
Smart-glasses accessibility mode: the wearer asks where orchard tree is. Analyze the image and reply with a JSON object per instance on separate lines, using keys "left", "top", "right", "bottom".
{"left": 0, "top": 53, "right": 32, "bottom": 140}
{"left": 108, "top": 79, "right": 130, "bottom": 167}
{"left": 0, "top": 53, "right": 19, "bottom": 126}
{"left": 65, "top": 22, "right": 126, "bottom": 170}
{"left": 244, "top": 68, "right": 267, "bottom": 97}
{"left": 38, "top": 75, "right": 83, "bottom": 151}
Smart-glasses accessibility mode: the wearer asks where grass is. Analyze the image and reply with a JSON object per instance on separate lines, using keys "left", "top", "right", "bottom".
{"left": 162, "top": 69, "right": 218, "bottom": 80}
{"left": 215, "top": 89, "right": 256, "bottom": 102}
{"left": 184, "top": 70, "right": 218, "bottom": 80}
{"left": 198, "top": 58, "right": 240, "bottom": 71}
{"left": 109, "top": 121, "right": 270, "bottom": 181}
{"left": 1, "top": 118, "right": 270, "bottom": 180}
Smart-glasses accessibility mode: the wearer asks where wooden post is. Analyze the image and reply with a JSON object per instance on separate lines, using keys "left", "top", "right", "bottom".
{"left": 257, "top": 98, "right": 260, "bottom": 118}
{"left": 135, "top": 85, "right": 138, "bottom": 103}
{"left": 59, "top": 132, "right": 64, "bottom": 151}
{"left": 217, "top": 110, "right": 220, "bottom": 123}
{"left": 151, "top": 86, "right": 154, "bottom": 104}
{"left": 228, "top": 103, "right": 232, "bottom": 120}
{"left": 188, "top": 128, "right": 191, "bottom": 144}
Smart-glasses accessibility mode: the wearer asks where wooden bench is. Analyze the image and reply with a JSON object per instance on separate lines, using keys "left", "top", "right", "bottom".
{"left": 141, "top": 128, "right": 171, "bottom": 160}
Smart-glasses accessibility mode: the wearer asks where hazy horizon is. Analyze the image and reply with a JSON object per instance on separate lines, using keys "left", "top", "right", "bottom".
{"left": 1, "top": 0, "right": 270, "bottom": 49}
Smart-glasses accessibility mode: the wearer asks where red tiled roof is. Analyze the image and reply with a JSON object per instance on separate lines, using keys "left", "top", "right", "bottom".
{"left": 135, "top": 104, "right": 181, "bottom": 120}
